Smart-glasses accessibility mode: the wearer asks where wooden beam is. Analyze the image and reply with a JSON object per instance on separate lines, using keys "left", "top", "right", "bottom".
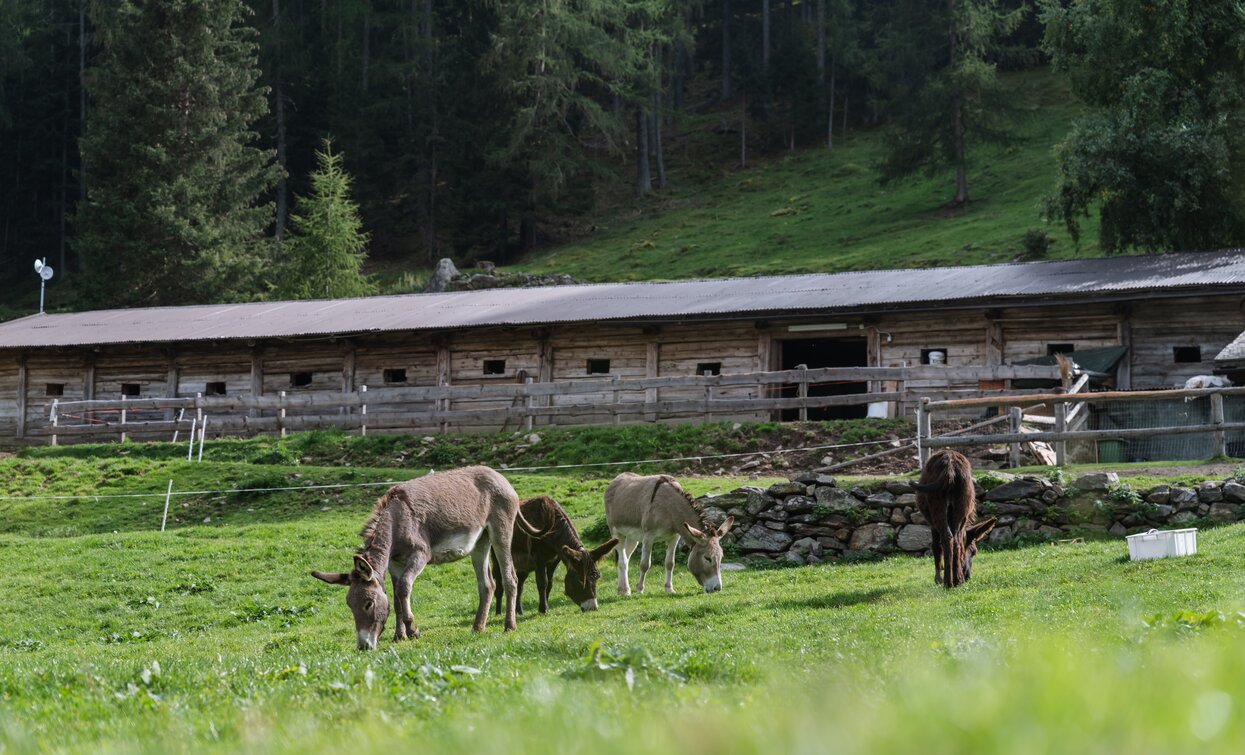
{"left": 83, "top": 355, "right": 95, "bottom": 401}
{"left": 1116, "top": 315, "right": 1132, "bottom": 389}
{"left": 645, "top": 341, "right": 659, "bottom": 421}
{"left": 15, "top": 355, "right": 27, "bottom": 439}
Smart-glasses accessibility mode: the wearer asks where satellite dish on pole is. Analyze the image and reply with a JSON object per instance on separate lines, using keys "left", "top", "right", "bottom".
{"left": 33, "top": 257, "right": 53, "bottom": 314}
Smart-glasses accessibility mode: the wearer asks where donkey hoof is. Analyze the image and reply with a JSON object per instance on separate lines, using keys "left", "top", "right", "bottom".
{"left": 503, "top": 621, "right": 516, "bottom": 632}
{"left": 471, "top": 622, "right": 487, "bottom": 633}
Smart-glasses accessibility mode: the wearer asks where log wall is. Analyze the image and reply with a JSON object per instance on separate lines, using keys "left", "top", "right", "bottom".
{"left": 3, "top": 291, "right": 1243, "bottom": 445}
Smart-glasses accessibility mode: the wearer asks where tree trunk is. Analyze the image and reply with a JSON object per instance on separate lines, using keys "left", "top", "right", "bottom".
{"left": 949, "top": 0, "right": 968, "bottom": 206}
{"left": 740, "top": 93, "right": 747, "bottom": 168}
{"left": 817, "top": 0, "right": 826, "bottom": 146}
{"left": 635, "top": 107, "right": 651, "bottom": 196}
{"left": 672, "top": 41, "right": 686, "bottom": 113}
{"left": 762, "top": 0, "right": 770, "bottom": 72}
{"left": 652, "top": 91, "right": 666, "bottom": 189}
{"left": 79, "top": 0, "right": 87, "bottom": 205}
{"left": 273, "top": 0, "right": 288, "bottom": 242}
{"left": 361, "top": 6, "right": 370, "bottom": 93}
{"left": 721, "top": 0, "right": 732, "bottom": 100}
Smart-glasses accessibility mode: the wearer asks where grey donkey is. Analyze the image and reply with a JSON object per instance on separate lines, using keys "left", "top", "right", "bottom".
{"left": 311, "top": 466, "right": 540, "bottom": 649}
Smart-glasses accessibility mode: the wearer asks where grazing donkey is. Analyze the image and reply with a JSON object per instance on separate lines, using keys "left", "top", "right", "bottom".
{"left": 604, "top": 472, "right": 734, "bottom": 595}
{"left": 491, "top": 496, "right": 619, "bottom": 615}
{"left": 911, "top": 449, "right": 997, "bottom": 588}
{"left": 311, "top": 466, "right": 539, "bottom": 649}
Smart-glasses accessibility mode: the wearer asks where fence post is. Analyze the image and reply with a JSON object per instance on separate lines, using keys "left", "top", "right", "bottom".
{"left": 50, "top": 399, "right": 58, "bottom": 447}
{"left": 704, "top": 370, "right": 715, "bottom": 424}
{"left": 917, "top": 397, "right": 931, "bottom": 467}
{"left": 120, "top": 394, "right": 127, "bottom": 443}
{"left": 612, "top": 375, "right": 622, "bottom": 426}
{"left": 1008, "top": 406, "right": 1022, "bottom": 468}
{"left": 1054, "top": 401, "right": 1067, "bottom": 466}
{"left": 797, "top": 364, "right": 809, "bottom": 422}
{"left": 187, "top": 416, "right": 197, "bottom": 461}
{"left": 360, "top": 385, "right": 368, "bottom": 437}
{"left": 198, "top": 416, "right": 207, "bottom": 462}
{"left": 1211, "top": 391, "right": 1226, "bottom": 458}
{"left": 160, "top": 479, "right": 174, "bottom": 532}
{"left": 278, "top": 390, "right": 287, "bottom": 437}
{"left": 524, "top": 377, "right": 535, "bottom": 431}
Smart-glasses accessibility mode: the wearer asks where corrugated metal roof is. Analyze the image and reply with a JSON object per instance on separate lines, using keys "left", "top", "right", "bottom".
{"left": 3, "top": 249, "right": 1244, "bottom": 350}
{"left": 1215, "top": 332, "right": 1245, "bottom": 364}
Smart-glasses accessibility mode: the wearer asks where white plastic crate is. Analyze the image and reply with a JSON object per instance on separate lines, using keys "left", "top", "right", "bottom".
{"left": 1125, "top": 528, "right": 1198, "bottom": 561}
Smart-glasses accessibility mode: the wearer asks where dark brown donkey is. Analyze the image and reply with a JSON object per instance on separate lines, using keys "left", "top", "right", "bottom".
{"left": 911, "top": 449, "right": 997, "bottom": 588}
{"left": 493, "top": 496, "right": 619, "bottom": 614}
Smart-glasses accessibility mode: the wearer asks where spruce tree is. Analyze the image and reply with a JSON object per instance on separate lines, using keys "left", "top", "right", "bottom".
{"left": 276, "top": 139, "right": 374, "bottom": 300}
{"left": 76, "top": 0, "right": 279, "bottom": 308}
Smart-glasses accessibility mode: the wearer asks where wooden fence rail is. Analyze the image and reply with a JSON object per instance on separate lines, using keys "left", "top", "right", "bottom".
{"left": 42, "top": 364, "right": 1064, "bottom": 445}
{"left": 918, "top": 388, "right": 1237, "bottom": 466}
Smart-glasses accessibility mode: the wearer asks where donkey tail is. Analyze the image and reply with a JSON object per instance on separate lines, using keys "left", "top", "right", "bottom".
{"left": 514, "top": 507, "right": 544, "bottom": 538}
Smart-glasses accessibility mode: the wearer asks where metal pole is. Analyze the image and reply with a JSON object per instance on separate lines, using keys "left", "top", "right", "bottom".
{"left": 186, "top": 417, "right": 197, "bottom": 461}
{"left": 160, "top": 479, "right": 174, "bottom": 532}
{"left": 917, "top": 397, "right": 931, "bottom": 467}
{"left": 172, "top": 407, "right": 185, "bottom": 443}
{"left": 197, "top": 416, "right": 207, "bottom": 462}
{"left": 39, "top": 257, "right": 46, "bottom": 314}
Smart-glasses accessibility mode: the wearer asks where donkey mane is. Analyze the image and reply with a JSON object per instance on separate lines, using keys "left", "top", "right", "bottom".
{"left": 652, "top": 475, "right": 711, "bottom": 531}
{"left": 359, "top": 486, "right": 411, "bottom": 544}
{"left": 524, "top": 496, "right": 584, "bottom": 548}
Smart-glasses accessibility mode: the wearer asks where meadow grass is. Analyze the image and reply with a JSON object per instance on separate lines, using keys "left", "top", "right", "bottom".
{"left": 3, "top": 448, "right": 1244, "bottom": 753}
{"left": 510, "top": 69, "right": 1100, "bottom": 283}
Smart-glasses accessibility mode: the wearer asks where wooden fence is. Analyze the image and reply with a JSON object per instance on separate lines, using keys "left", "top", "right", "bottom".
{"left": 917, "top": 386, "right": 1245, "bottom": 466}
{"left": 40, "top": 364, "right": 1063, "bottom": 445}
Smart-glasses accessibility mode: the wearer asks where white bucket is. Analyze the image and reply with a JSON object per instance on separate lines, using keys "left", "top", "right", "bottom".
{"left": 927, "top": 350, "right": 946, "bottom": 365}
{"left": 1125, "top": 528, "right": 1198, "bottom": 561}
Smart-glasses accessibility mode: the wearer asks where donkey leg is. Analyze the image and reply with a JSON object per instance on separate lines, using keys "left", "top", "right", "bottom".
{"left": 516, "top": 570, "right": 530, "bottom": 615}
{"left": 491, "top": 558, "right": 503, "bottom": 616}
{"left": 930, "top": 536, "right": 944, "bottom": 586}
{"left": 489, "top": 525, "right": 521, "bottom": 632}
{"left": 470, "top": 537, "right": 496, "bottom": 632}
{"left": 663, "top": 536, "right": 679, "bottom": 593}
{"left": 616, "top": 535, "right": 636, "bottom": 596}
{"left": 534, "top": 563, "right": 551, "bottom": 614}
{"left": 636, "top": 537, "right": 654, "bottom": 594}
{"left": 391, "top": 550, "right": 429, "bottom": 641}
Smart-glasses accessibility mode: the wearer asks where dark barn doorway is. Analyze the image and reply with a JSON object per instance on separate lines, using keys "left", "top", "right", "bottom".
{"left": 779, "top": 337, "right": 869, "bottom": 420}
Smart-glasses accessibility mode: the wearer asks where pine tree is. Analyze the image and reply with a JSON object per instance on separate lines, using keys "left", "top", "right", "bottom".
{"left": 871, "top": 0, "right": 1025, "bottom": 207}
{"left": 76, "top": 0, "right": 280, "bottom": 308}
{"left": 276, "top": 138, "right": 374, "bottom": 300}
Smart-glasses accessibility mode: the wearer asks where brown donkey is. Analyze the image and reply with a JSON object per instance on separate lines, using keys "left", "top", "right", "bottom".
{"left": 911, "top": 450, "right": 997, "bottom": 588}
{"left": 492, "top": 496, "right": 619, "bottom": 614}
{"left": 311, "top": 466, "right": 540, "bottom": 649}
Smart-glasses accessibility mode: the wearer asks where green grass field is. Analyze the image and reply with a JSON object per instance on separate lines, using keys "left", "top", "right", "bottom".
{"left": 509, "top": 69, "right": 1101, "bottom": 283}
{"left": 3, "top": 437, "right": 1244, "bottom": 753}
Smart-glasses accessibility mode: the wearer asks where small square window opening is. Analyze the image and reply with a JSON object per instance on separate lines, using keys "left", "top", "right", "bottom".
{"left": 205, "top": 381, "right": 226, "bottom": 396}
{"left": 483, "top": 360, "right": 506, "bottom": 376}
{"left": 586, "top": 359, "right": 611, "bottom": 375}
{"left": 1174, "top": 346, "right": 1202, "bottom": 363}
{"left": 920, "top": 349, "right": 949, "bottom": 366}
{"left": 697, "top": 362, "right": 722, "bottom": 376}
{"left": 1046, "top": 343, "right": 1075, "bottom": 356}
{"left": 290, "top": 372, "right": 313, "bottom": 388}
{"left": 46, "top": 383, "right": 64, "bottom": 397}
{"left": 121, "top": 383, "right": 141, "bottom": 397}
{"left": 383, "top": 368, "right": 408, "bottom": 384}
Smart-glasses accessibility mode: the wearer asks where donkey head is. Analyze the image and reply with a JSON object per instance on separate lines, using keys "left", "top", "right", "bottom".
{"left": 682, "top": 516, "right": 735, "bottom": 593}
{"left": 560, "top": 538, "right": 619, "bottom": 611}
{"left": 311, "top": 554, "right": 389, "bottom": 650}
{"left": 962, "top": 517, "right": 998, "bottom": 583}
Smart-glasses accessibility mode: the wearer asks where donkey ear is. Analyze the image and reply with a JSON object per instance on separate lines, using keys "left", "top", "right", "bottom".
{"left": 353, "top": 554, "right": 377, "bottom": 582}
{"left": 561, "top": 544, "right": 582, "bottom": 562}
{"left": 968, "top": 517, "right": 998, "bottom": 544}
{"left": 311, "top": 570, "right": 351, "bottom": 586}
{"left": 715, "top": 516, "right": 735, "bottom": 538}
{"left": 589, "top": 538, "right": 619, "bottom": 563}
{"left": 683, "top": 522, "right": 707, "bottom": 541}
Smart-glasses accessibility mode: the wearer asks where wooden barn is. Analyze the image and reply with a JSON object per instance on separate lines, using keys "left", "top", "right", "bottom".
{"left": 1, "top": 250, "right": 1243, "bottom": 445}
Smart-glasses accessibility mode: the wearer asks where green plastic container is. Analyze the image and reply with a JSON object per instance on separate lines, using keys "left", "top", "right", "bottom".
{"left": 1097, "top": 439, "right": 1126, "bottom": 464}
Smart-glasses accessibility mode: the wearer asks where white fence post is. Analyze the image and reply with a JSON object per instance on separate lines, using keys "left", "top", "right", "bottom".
{"left": 278, "top": 390, "right": 287, "bottom": 437}
{"left": 186, "top": 416, "right": 197, "bottom": 461}
{"left": 197, "top": 416, "right": 207, "bottom": 462}
{"left": 160, "top": 479, "right": 174, "bottom": 532}
{"left": 797, "top": 364, "right": 809, "bottom": 422}
{"left": 50, "top": 399, "right": 59, "bottom": 447}
{"left": 917, "top": 397, "right": 931, "bottom": 467}
{"left": 359, "top": 385, "right": 368, "bottom": 436}
{"left": 120, "top": 394, "right": 127, "bottom": 443}
{"left": 524, "top": 377, "right": 535, "bottom": 431}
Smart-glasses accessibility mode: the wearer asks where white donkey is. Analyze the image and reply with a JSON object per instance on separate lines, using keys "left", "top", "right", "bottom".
{"left": 604, "top": 472, "right": 734, "bottom": 595}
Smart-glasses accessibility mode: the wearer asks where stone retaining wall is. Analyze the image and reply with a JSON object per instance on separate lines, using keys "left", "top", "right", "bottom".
{"left": 696, "top": 471, "right": 1245, "bottom": 565}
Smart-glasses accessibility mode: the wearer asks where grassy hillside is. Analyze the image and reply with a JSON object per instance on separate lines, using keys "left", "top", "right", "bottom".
{"left": 507, "top": 69, "right": 1100, "bottom": 282}
{"left": 2, "top": 446, "right": 1245, "bottom": 752}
